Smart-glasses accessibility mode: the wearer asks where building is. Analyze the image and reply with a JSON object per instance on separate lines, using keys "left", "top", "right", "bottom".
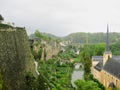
{"left": 92, "top": 25, "right": 120, "bottom": 89}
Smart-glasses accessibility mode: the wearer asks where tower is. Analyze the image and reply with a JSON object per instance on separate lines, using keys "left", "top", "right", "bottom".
{"left": 103, "top": 24, "right": 112, "bottom": 66}
{"left": 106, "top": 24, "right": 110, "bottom": 51}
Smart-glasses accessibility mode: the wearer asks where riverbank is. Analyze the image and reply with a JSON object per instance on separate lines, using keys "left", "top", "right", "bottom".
{"left": 71, "top": 64, "right": 84, "bottom": 87}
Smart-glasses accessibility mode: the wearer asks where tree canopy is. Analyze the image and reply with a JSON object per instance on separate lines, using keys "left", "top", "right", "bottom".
{"left": 110, "top": 41, "right": 120, "bottom": 55}
{"left": 65, "top": 32, "right": 120, "bottom": 44}
{"left": 0, "top": 15, "right": 4, "bottom": 21}
{"left": 74, "top": 80, "right": 102, "bottom": 90}
{"left": 0, "top": 74, "right": 3, "bottom": 90}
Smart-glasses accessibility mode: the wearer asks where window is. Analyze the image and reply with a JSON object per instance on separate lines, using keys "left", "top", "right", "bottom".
{"left": 116, "top": 80, "right": 118, "bottom": 86}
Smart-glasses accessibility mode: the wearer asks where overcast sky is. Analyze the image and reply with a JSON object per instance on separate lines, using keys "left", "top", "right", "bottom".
{"left": 1, "top": 0, "right": 120, "bottom": 36}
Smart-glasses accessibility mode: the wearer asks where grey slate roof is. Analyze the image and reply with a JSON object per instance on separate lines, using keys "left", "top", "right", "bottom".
{"left": 112, "top": 56, "right": 120, "bottom": 62}
{"left": 94, "top": 62, "right": 103, "bottom": 71}
{"left": 92, "top": 56, "right": 103, "bottom": 61}
{"left": 93, "top": 56, "right": 103, "bottom": 71}
{"left": 103, "top": 58, "right": 120, "bottom": 79}
{"left": 93, "top": 56, "right": 120, "bottom": 79}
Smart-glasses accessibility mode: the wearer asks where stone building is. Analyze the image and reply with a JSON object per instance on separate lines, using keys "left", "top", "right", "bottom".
{"left": 92, "top": 25, "right": 120, "bottom": 89}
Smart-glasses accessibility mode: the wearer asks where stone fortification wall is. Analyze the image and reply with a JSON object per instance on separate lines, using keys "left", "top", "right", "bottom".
{"left": 0, "top": 28, "right": 34, "bottom": 90}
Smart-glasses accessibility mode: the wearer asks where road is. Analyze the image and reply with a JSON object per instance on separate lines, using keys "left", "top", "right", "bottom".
{"left": 34, "top": 61, "right": 40, "bottom": 76}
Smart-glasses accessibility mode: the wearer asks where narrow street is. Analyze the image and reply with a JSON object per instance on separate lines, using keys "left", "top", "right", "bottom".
{"left": 34, "top": 61, "right": 40, "bottom": 75}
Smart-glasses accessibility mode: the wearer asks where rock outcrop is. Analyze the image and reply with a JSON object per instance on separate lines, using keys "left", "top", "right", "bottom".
{"left": 43, "top": 41, "right": 60, "bottom": 60}
{"left": 33, "top": 40, "right": 61, "bottom": 60}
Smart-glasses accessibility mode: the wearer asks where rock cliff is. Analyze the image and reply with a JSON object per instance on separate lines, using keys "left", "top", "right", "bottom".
{"left": 42, "top": 41, "right": 60, "bottom": 60}
{"left": 33, "top": 40, "right": 61, "bottom": 60}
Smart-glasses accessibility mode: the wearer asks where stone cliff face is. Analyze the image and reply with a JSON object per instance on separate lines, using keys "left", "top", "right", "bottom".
{"left": 34, "top": 40, "right": 61, "bottom": 60}
{"left": 43, "top": 41, "right": 60, "bottom": 60}
{"left": 0, "top": 27, "right": 34, "bottom": 90}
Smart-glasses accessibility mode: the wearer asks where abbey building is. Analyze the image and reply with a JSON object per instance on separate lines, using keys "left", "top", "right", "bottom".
{"left": 92, "top": 25, "right": 120, "bottom": 89}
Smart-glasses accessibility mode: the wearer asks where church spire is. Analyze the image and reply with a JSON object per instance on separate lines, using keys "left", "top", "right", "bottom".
{"left": 106, "top": 24, "right": 110, "bottom": 51}
{"left": 103, "top": 24, "right": 112, "bottom": 66}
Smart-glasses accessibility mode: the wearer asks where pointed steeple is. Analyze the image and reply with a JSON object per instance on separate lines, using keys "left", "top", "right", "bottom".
{"left": 106, "top": 24, "right": 110, "bottom": 51}
{"left": 103, "top": 24, "right": 112, "bottom": 66}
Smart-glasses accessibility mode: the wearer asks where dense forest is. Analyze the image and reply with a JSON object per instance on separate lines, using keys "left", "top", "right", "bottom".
{"left": 64, "top": 32, "right": 120, "bottom": 44}
{"left": 33, "top": 32, "right": 120, "bottom": 44}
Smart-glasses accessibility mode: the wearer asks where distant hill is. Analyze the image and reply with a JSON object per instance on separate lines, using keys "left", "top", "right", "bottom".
{"left": 42, "top": 32, "right": 60, "bottom": 39}
{"left": 29, "top": 31, "right": 60, "bottom": 40}
{"left": 64, "top": 32, "right": 120, "bottom": 44}
{"left": 30, "top": 31, "right": 120, "bottom": 44}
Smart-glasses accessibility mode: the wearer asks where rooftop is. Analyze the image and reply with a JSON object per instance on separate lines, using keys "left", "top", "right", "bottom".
{"left": 93, "top": 56, "right": 120, "bottom": 79}
{"left": 103, "top": 58, "right": 120, "bottom": 79}
{"left": 94, "top": 62, "right": 103, "bottom": 71}
{"left": 92, "top": 56, "right": 103, "bottom": 61}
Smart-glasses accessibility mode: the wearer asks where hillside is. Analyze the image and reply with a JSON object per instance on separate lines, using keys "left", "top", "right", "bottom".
{"left": 30, "top": 31, "right": 61, "bottom": 60}
{"left": 29, "top": 31, "right": 60, "bottom": 40}
{"left": 64, "top": 32, "right": 120, "bottom": 44}
{"left": 30, "top": 31, "right": 120, "bottom": 44}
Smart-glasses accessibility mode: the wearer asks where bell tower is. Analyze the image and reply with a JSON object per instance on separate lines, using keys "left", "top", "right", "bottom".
{"left": 103, "top": 24, "right": 112, "bottom": 66}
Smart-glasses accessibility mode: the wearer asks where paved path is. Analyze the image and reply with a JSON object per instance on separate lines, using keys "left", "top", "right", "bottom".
{"left": 34, "top": 61, "right": 40, "bottom": 75}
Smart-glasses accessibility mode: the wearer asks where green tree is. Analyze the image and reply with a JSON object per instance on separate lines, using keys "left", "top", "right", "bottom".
{"left": 32, "top": 50, "right": 38, "bottom": 60}
{"left": 94, "top": 43, "right": 105, "bottom": 55}
{"left": 0, "top": 74, "right": 3, "bottom": 90}
{"left": 38, "top": 48, "right": 43, "bottom": 60}
{"left": 111, "top": 41, "right": 120, "bottom": 55}
{"left": 0, "top": 15, "right": 4, "bottom": 21}
{"left": 80, "top": 47, "right": 92, "bottom": 80}
{"left": 37, "top": 74, "right": 51, "bottom": 90}
{"left": 25, "top": 72, "right": 37, "bottom": 90}
{"left": 74, "top": 80, "right": 102, "bottom": 90}
{"left": 34, "top": 30, "right": 42, "bottom": 38}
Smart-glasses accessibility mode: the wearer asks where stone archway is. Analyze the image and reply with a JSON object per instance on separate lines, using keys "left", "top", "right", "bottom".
{"left": 109, "top": 82, "right": 115, "bottom": 89}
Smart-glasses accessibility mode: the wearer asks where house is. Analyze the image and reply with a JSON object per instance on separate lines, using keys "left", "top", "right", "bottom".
{"left": 92, "top": 25, "right": 120, "bottom": 89}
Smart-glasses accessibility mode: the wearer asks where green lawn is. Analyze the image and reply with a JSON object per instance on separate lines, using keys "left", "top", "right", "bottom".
{"left": 73, "top": 58, "right": 80, "bottom": 63}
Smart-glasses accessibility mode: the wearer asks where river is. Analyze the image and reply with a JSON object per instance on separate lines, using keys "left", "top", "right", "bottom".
{"left": 71, "top": 63, "right": 84, "bottom": 87}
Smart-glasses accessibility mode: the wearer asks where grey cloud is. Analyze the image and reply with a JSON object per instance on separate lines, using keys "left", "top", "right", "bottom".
{"left": 1, "top": 0, "right": 120, "bottom": 36}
